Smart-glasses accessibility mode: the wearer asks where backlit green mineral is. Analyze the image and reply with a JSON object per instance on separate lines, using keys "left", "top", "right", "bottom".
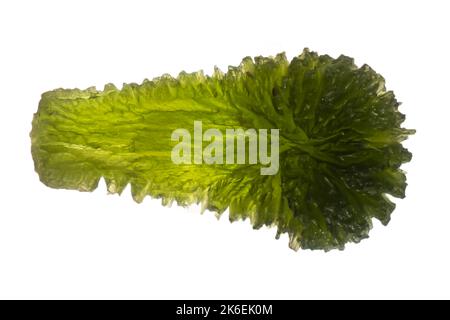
{"left": 31, "top": 49, "right": 414, "bottom": 250}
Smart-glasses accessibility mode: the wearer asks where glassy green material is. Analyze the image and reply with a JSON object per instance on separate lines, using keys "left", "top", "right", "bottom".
{"left": 31, "top": 49, "right": 414, "bottom": 250}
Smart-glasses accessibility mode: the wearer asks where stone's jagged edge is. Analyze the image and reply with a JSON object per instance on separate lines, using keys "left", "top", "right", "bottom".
{"left": 31, "top": 48, "right": 415, "bottom": 251}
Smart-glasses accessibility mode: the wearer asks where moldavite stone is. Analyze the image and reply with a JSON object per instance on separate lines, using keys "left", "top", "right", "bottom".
{"left": 31, "top": 49, "right": 414, "bottom": 251}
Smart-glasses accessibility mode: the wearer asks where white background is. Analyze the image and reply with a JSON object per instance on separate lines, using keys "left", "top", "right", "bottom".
{"left": 0, "top": 0, "right": 449, "bottom": 299}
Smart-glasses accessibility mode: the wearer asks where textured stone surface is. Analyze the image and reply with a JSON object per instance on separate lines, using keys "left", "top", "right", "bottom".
{"left": 31, "top": 49, "right": 414, "bottom": 250}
